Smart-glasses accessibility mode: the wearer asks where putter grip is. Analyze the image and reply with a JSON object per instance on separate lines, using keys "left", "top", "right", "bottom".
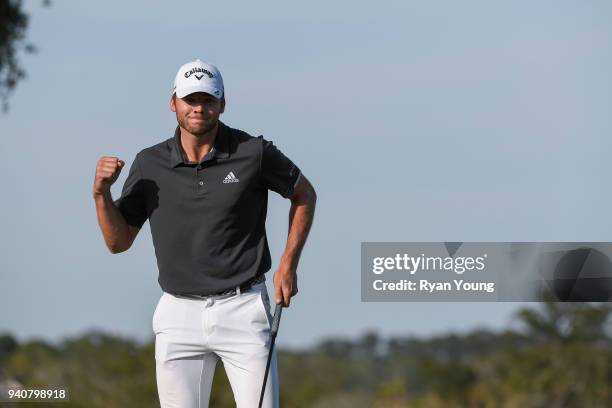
{"left": 271, "top": 304, "right": 283, "bottom": 336}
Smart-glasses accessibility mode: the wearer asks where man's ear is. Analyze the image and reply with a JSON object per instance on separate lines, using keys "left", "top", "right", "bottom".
{"left": 170, "top": 94, "right": 176, "bottom": 112}
{"left": 220, "top": 97, "right": 225, "bottom": 114}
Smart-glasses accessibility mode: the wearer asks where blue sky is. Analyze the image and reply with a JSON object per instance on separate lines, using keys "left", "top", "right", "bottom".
{"left": 1, "top": 0, "right": 611, "bottom": 348}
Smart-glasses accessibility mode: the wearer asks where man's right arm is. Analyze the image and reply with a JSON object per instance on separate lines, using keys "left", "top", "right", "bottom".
{"left": 93, "top": 156, "right": 140, "bottom": 254}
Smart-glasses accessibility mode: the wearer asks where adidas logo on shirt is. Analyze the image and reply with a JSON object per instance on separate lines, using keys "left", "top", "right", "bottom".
{"left": 222, "top": 171, "right": 240, "bottom": 184}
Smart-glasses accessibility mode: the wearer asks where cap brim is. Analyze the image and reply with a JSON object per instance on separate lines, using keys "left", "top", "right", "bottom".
{"left": 175, "top": 85, "right": 223, "bottom": 99}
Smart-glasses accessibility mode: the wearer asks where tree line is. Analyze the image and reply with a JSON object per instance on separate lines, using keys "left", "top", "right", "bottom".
{"left": 0, "top": 299, "right": 610, "bottom": 407}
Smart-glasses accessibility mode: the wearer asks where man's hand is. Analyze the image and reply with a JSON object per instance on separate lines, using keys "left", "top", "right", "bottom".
{"left": 93, "top": 156, "right": 125, "bottom": 197}
{"left": 273, "top": 262, "right": 298, "bottom": 307}
{"left": 273, "top": 175, "right": 316, "bottom": 308}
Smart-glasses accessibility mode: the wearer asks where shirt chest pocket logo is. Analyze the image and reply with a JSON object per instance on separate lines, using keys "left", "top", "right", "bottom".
{"left": 222, "top": 171, "right": 240, "bottom": 184}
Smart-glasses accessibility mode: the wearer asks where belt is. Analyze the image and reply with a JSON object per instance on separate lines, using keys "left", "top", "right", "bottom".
{"left": 178, "top": 274, "right": 266, "bottom": 300}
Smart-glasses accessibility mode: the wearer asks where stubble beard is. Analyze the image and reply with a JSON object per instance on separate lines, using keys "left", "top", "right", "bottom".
{"left": 177, "top": 114, "right": 218, "bottom": 137}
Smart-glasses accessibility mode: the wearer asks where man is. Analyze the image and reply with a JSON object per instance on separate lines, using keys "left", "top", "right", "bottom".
{"left": 92, "top": 58, "right": 316, "bottom": 407}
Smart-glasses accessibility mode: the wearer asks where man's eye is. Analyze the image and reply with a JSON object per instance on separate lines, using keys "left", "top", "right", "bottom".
{"left": 185, "top": 98, "right": 214, "bottom": 105}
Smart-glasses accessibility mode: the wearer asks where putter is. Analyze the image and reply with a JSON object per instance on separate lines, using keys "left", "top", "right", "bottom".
{"left": 258, "top": 303, "right": 283, "bottom": 408}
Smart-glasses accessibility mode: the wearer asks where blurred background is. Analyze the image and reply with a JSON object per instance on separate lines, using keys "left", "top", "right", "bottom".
{"left": 1, "top": 0, "right": 611, "bottom": 406}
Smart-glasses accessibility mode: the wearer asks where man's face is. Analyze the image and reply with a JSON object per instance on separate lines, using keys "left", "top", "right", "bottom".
{"left": 170, "top": 92, "right": 225, "bottom": 136}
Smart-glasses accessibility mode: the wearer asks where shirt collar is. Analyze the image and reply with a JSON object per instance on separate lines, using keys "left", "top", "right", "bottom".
{"left": 169, "top": 120, "right": 230, "bottom": 168}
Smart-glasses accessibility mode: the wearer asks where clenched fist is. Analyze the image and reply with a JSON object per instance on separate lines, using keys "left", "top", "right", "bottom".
{"left": 93, "top": 156, "right": 125, "bottom": 196}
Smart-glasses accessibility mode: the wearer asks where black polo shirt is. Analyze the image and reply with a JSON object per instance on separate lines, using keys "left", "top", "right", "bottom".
{"left": 113, "top": 121, "right": 301, "bottom": 296}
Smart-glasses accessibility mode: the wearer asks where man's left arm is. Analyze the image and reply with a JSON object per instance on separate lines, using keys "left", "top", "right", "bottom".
{"left": 274, "top": 174, "right": 317, "bottom": 307}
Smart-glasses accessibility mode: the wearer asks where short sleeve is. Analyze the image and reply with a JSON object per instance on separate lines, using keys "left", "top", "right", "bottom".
{"left": 113, "top": 154, "right": 148, "bottom": 228}
{"left": 260, "top": 137, "right": 301, "bottom": 198}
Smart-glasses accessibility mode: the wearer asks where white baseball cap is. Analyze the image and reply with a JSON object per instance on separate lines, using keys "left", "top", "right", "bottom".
{"left": 172, "top": 59, "right": 224, "bottom": 99}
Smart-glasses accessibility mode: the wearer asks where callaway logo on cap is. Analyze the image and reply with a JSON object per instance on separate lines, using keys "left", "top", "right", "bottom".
{"left": 173, "top": 59, "right": 224, "bottom": 99}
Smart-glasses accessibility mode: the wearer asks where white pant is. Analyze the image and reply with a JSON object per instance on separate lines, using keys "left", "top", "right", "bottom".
{"left": 153, "top": 281, "right": 279, "bottom": 408}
